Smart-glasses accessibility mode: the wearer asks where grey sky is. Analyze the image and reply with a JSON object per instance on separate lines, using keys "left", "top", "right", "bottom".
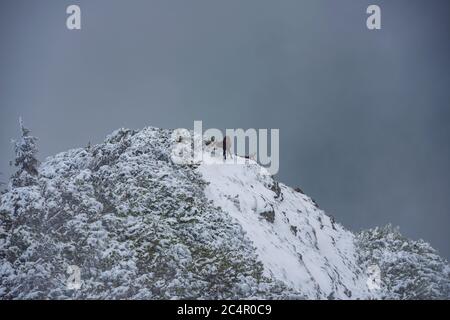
{"left": 1, "top": 0, "right": 449, "bottom": 258}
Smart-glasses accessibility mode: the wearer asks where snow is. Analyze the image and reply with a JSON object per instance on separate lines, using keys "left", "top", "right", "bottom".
{"left": 199, "top": 152, "right": 373, "bottom": 299}
{"left": 1, "top": 126, "right": 448, "bottom": 299}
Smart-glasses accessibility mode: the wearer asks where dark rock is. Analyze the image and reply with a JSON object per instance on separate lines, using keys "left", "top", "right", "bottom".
{"left": 294, "top": 187, "right": 304, "bottom": 194}
{"left": 270, "top": 182, "right": 283, "bottom": 200}
{"left": 290, "top": 225, "right": 298, "bottom": 236}
{"left": 259, "top": 209, "right": 275, "bottom": 223}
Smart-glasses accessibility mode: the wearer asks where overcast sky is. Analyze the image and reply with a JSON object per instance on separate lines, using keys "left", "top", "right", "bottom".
{"left": 1, "top": 0, "right": 449, "bottom": 259}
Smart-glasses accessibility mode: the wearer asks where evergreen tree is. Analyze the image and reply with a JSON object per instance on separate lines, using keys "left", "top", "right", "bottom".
{"left": 11, "top": 117, "right": 39, "bottom": 187}
{"left": 357, "top": 225, "right": 450, "bottom": 300}
{"left": 0, "top": 172, "right": 5, "bottom": 195}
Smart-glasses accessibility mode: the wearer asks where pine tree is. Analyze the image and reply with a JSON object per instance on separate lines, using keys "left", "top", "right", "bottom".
{"left": 357, "top": 224, "right": 450, "bottom": 299}
{"left": 11, "top": 117, "right": 39, "bottom": 187}
{"left": 0, "top": 172, "right": 5, "bottom": 195}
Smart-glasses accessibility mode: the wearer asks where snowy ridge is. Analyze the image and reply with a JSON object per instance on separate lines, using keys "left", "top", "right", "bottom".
{"left": 1, "top": 126, "right": 448, "bottom": 299}
{"left": 199, "top": 154, "right": 373, "bottom": 299}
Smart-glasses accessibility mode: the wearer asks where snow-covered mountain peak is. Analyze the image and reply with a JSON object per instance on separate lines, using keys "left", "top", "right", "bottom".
{"left": 1, "top": 126, "right": 448, "bottom": 299}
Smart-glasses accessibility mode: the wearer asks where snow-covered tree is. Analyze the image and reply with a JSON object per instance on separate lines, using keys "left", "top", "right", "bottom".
{"left": 11, "top": 118, "right": 39, "bottom": 188}
{"left": 0, "top": 172, "right": 5, "bottom": 192}
{"left": 357, "top": 225, "right": 450, "bottom": 300}
{"left": 0, "top": 119, "right": 49, "bottom": 298}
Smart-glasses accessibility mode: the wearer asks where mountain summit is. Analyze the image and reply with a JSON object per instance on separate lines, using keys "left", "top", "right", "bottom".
{"left": 1, "top": 127, "right": 448, "bottom": 299}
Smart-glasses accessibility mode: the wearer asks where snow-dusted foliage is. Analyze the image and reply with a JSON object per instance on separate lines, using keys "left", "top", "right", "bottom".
{"left": 10, "top": 118, "right": 39, "bottom": 188}
{"left": 0, "top": 127, "right": 295, "bottom": 299}
{"left": 357, "top": 225, "right": 450, "bottom": 300}
{"left": 0, "top": 126, "right": 448, "bottom": 299}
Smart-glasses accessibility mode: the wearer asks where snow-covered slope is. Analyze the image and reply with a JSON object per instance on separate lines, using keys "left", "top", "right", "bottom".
{"left": 199, "top": 154, "right": 372, "bottom": 299}
{"left": 1, "top": 126, "right": 448, "bottom": 299}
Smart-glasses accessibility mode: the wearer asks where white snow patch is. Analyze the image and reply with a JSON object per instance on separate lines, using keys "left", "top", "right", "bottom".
{"left": 199, "top": 152, "right": 374, "bottom": 299}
